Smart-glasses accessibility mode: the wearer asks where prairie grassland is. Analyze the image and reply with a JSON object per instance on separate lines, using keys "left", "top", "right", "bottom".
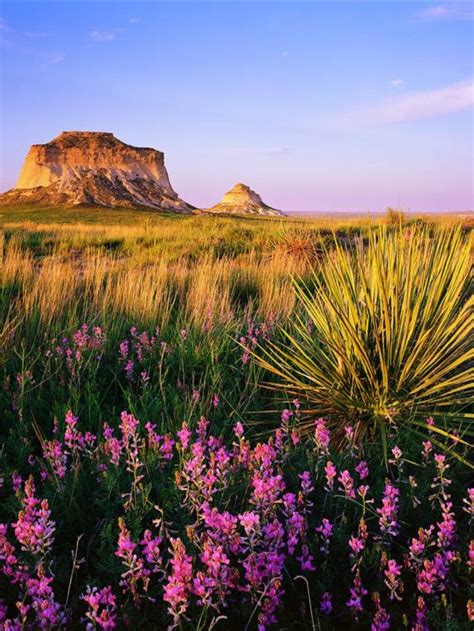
{"left": 1, "top": 207, "right": 469, "bottom": 328}
{"left": 0, "top": 208, "right": 473, "bottom": 630}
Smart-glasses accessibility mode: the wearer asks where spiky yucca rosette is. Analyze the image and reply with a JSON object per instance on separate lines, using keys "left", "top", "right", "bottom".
{"left": 255, "top": 227, "right": 473, "bottom": 459}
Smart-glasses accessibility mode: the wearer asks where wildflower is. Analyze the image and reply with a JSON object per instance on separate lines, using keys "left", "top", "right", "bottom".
{"left": 0, "top": 522, "right": 25, "bottom": 582}
{"left": 298, "top": 471, "right": 314, "bottom": 501}
{"left": 422, "top": 440, "right": 432, "bottom": 459}
{"left": 119, "top": 340, "right": 129, "bottom": 360}
{"left": 297, "top": 544, "right": 315, "bottom": 571}
{"left": 239, "top": 511, "right": 261, "bottom": 536}
{"left": 13, "top": 477, "right": 55, "bottom": 559}
{"left": 81, "top": 585, "right": 117, "bottom": 630}
{"left": 377, "top": 482, "right": 400, "bottom": 539}
{"left": 391, "top": 445, "right": 402, "bottom": 460}
{"left": 346, "top": 570, "right": 367, "bottom": 615}
{"left": 320, "top": 592, "right": 332, "bottom": 614}
{"left": 290, "top": 429, "right": 300, "bottom": 445}
{"left": 115, "top": 519, "right": 149, "bottom": 605}
{"left": 468, "top": 540, "right": 474, "bottom": 571}
{"left": 315, "top": 519, "right": 333, "bottom": 554}
{"left": 124, "top": 360, "right": 134, "bottom": 380}
{"left": 357, "top": 485, "right": 370, "bottom": 501}
{"left": 408, "top": 526, "right": 434, "bottom": 565}
{"left": 251, "top": 470, "right": 285, "bottom": 513}
{"left": 212, "top": 394, "right": 220, "bottom": 408}
{"left": 280, "top": 408, "right": 292, "bottom": 423}
{"left": 463, "top": 488, "right": 474, "bottom": 519}
{"left": 120, "top": 411, "right": 139, "bottom": 442}
{"left": 355, "top": 460, "right": 369, "bottom": 480}
{"left": 314, "top": 418, "right": 330, "bottom": 454}
{"left": 234, "top": 422, "right": 244, "bottom": 438}
{"left": 163, "top": 538, "right": 193, "bottom": 627}
{"left": 349, "top": 535, "right": 365, "bottom": 557}
{"left": 25, "top": 565, "right": 64, "bottom": 628}
{"left": 430, "top": 453, "right": 452, "bottom": 504}
{"left": 102, "top": 424, "right": 122, "bottom": 465}
{"left": 196, "top": 416, "right": 209, "bottom": 442}
{"left": 284, "top": 501, "right": 305, "bottom": 554}
{"left": 62, "top": 413, "right": 95, "bottom": 461}
{"left": 155, "top": 435, "right": 172, "bottom": 461}
{"left": 348, "top": 518, "right": 368, "bottom": 569}
{"left": 42, "top": 439, "right": 67, "bottom": 479}
{"left": 140, "top": 530, "right": 163, "bottom": 573}
{"left": 384, "top": 559, "right": 402, "bottom": 600}
{"left": 177, "top": 422, "right": 191, "bottom": 450}
{"left": 344, "top": 425, "right": 354, "bottom": 444}
{"left": 467, "top": 600, "right": 474, "bottom": 623}
{"left": 408, "top": 475, "right": 421, "bottom": 508}
{"left": 413, "top": 596, "right": 429, "bottom": 631}
{"left": 338, "top": 470, "right": 356, "bottom": 499}
{"left": 436, "top": 501, "right": 456, "bottom": 549}
{"left": 324, "top": 461, "right": 337, "bottom": 492}
{"left": 417, "top": 550, "right": 454, "bottom": 594}
{"left": 371, "top": 592, "right": 390, "bottom": 630}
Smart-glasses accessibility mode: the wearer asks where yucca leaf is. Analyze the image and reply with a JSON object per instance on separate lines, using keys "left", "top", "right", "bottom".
{"left": 253, "top": 225, "right": 474, "bottom": 460}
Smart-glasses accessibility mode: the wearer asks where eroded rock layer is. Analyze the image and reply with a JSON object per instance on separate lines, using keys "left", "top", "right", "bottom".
{"left": 206, "top": 183, "right": 285, "bottom": 216}
{"left": 1, "top": 131, "right": 192, "bottom": 211}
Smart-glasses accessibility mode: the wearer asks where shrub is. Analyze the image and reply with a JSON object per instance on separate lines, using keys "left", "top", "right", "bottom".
{"left": 385, "top": 207, "right": 406, "bottom": 226}
{"left": 255, "top": 227, "right": 473, "bottom": 455}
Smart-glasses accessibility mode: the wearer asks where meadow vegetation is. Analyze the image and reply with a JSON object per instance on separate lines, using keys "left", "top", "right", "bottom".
{"left": 0, "top": 206, "right": 472, "bottom": 629}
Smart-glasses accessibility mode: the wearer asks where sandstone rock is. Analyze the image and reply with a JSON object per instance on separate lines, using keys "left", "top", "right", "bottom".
{"left": 0, "top": 131, "right": 192, "bottom": 211}
{"left": 206, "top": 183, "right": 286, "bottom": 216}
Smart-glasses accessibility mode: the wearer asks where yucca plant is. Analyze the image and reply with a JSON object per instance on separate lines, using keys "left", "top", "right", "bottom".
{"left": 256, "top": 226, "right": 473, "bottom": 458}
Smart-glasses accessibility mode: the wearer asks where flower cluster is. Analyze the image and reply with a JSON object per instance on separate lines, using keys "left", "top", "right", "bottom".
{"left": 0, "top": 412, "right": 472, "bottom": 629}
{"left": 46, "top": 324, "right": 105, "bottom": 386}
{"left": 118, "top": 326, "right": 172, "bottom": 385}
{"left": 239, "top": 317, "right": 274, "bottom": 365}
{"left": 0, "top": 479, "right": 64, "bottom": 629}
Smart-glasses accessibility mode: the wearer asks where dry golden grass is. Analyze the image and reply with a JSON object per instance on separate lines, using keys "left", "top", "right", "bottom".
{"left": 1, "top": 211, "right": 470, "bottom": 343}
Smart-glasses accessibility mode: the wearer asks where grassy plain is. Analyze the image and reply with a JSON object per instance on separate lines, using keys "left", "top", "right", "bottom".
{"left": 0, "top": 206, "right": 472, "bottom": 629}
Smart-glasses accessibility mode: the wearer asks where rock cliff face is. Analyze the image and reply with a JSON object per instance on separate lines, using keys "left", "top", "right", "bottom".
{"left": 0, "top": 131, "right": 192, "bottom": 211}
{"left": 206, "top": 183, "right": 285, "bottom": 216}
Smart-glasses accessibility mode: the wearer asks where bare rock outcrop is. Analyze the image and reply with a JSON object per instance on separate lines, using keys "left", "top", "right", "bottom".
{"left": 0, "top": 131, "right": 192, "bottom": 211}
{"left": 206, "top": 183, "right": 286, "bottom": 216}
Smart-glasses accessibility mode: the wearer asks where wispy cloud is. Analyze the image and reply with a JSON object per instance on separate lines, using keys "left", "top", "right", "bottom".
{"left": 417, "top": 4, "right": 474, "bottom": 21}
{"left": 0, "top": 16, "right": 13, "bottom": 37}
{"left": 46, "top": 52, "right": 65, "bottom": 65}
{"left": 390, "top": 79, "right": 404, "bottom": 88}
{"left": 330, "top": 80, "right": 474, "bottom": 129}
{"left": 90, "top": 30, "right": 116, "bottom": 42}
{"left": 128, "top": 17, "right": 141, "bottom": 25}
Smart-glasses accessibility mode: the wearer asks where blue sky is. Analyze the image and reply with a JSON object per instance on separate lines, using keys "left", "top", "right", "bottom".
{"left": 1, "top": 1, "right": 473, "bottom": 212}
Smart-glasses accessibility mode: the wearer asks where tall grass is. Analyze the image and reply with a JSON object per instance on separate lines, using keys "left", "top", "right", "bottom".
{"left": 255, "top": 226, "right": 473, "bottom": 458}
{"left": 1, "top": 216, "right": 472, "bottom": 455}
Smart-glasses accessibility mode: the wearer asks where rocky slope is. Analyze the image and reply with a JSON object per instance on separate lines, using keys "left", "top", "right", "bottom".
{"left": 0, "top": 131, "right": 192, "bottom": 211}
{"left": 206, "top": 183, "right": 286, "bottom": 216}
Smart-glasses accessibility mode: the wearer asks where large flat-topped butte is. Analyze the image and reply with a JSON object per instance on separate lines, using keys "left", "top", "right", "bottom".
{"left": 1, "top": 131, "right": 192, "bottom": 211}
{"left": 1, "top": 132, "right": 288, "bottom": 216}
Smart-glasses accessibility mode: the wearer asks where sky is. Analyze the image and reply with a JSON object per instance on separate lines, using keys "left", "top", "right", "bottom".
{"left": 0, "top": 1, "right": 473, "bottom": 213}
